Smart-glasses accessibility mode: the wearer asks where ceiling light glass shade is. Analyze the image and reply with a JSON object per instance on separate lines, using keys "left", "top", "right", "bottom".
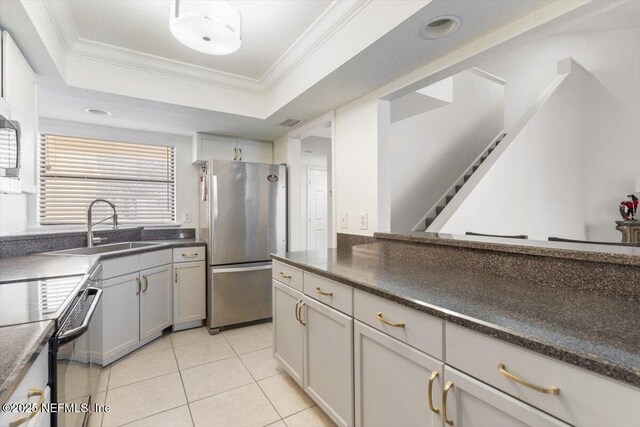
{"left": 170, "top": 0, "right": 241, "bottom": 55}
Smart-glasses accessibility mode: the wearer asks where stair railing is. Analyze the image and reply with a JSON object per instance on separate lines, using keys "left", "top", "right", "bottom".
{"left": 411, "top": 130, "right": 505, "bottom": 231}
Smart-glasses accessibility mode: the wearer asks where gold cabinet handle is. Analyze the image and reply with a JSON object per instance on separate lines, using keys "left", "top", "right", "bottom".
{"left": 498, "top": 363, "right": 560, "bottom": 395}
{"left": 294, "top": 300, "right": 302, "bottom": 321}
{"left": 279, "top": 272, "right": 292, "bottom": 279}
{"left": 181, "top": 253, "right": 198, "bottom": 258}
{"left": 135, "top": 277, "right": 141, "bottom": 295}
{"left": 376, "top": 312, "right": 405, "bottom": 328}
{"left": 428, "top": 371, "right": 440, "bottom": 414}
{"left": 443, "top": 380, "right": 454, "bottom": 426}
{"left": 10, "top": 388, "right": 45, "bottom": 427}
{"left": 316, "top": 287, "right": 333, "bottom": 296}
{"left": 233, "top": 147, "right": 237, "bottom": 161}
{"left": 142, "top": 276, "right": 149, "bottom": 292}
{"left": 298, "top": 302, "right": 306, "bottom": 326}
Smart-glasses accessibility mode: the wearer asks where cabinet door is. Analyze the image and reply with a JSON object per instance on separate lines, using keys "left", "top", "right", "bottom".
{"left": 93, "top": 273, "right": 140, "bottom": 362}
{"left": 238, "top": 139, "right": 272, "bottom": 163}
{"left": 354, "top": 320, "right": 443, "bottom": 427}
{"left": 302, "top": 296, "right": 354, "bottom": 427}
{"left": 443, "top": 367, "right": 569, "bottom": 427}
{"left": 200, "top": 135, "right": 238, "bottom": 161}
{"left": 174, "top": 261, "right": 206, "bottom": 324}
{"left": 140, "top": 264, "right": 173, "bottom": 340}
{"left": 273, "top": 280, "right": 304, "bottom": 385}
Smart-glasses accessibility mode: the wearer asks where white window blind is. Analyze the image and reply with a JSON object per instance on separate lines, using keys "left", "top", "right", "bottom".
{"left": 39, "top": 134, "right": 176, "bottom": 225}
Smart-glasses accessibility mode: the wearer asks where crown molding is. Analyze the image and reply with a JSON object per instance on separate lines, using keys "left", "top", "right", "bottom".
{"left": 43, "top": 0, "right": 370, "bottom": 95}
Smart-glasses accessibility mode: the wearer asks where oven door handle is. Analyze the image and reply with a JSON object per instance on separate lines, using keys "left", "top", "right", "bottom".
{"left": 56, "top": 287, "right": 103, "bottom": 346}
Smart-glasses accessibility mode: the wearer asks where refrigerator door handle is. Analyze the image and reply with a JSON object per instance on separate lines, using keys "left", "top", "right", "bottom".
{"left": 212, "top": 264, "right": 272, "bottom": 274}
{"left": 211, "top": 174, "right": 218, "bottom": 255}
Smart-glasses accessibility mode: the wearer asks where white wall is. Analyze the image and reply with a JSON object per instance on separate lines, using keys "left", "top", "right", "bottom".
{"left": 440, "top": 63, "right": 590, "bottom": 240}
{"left": 0, "top": 33, "right": 37, "bottom": 235}
{"left": 334, "top": 98, "right": 390, "bottom": 235}
{"left": 469, "top": 27, "right": 640, "bottom": 241}
{"left": 38, "top": 119, "right": 201, "bottom": 233}
{"left": 390, "top": 70, "right": 505, "bottom": 231}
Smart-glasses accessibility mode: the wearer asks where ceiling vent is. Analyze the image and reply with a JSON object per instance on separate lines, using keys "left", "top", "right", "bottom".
{"left": 278, "top": 118, "right": 303, "bottom": 127}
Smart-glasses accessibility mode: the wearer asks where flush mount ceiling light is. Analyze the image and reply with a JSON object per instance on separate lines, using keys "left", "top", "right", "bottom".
{"left": 170, "top": 0, "right": 242, "bottom": 55}
{"left": 84, "top": 108, "right": 111, "bottom": 116}
{"left": 419, "top": 15, "right": 461, "bottom": 40}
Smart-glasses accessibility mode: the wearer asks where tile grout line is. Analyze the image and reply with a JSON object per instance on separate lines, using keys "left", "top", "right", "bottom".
{"left": 118, "top": 404, "right": 191, "bottom": 427}
{"left": 172, "top": 332, "right": 197, "bottom": 427}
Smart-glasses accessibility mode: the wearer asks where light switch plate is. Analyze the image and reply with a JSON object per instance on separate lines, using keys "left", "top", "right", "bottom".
{"left": 340, "top": 212, "right": 348, "bottom": 229}
{"left": 359, "top": 212, "right": 368, "bottom": 230}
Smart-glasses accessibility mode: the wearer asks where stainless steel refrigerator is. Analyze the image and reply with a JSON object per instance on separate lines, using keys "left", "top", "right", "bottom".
{"left": 200, "top": 160, "right": 286, "bottom": 333}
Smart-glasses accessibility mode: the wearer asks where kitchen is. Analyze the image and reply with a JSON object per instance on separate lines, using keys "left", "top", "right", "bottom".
{"left": 0, "top": 1, "right": 639, "bottom": 427}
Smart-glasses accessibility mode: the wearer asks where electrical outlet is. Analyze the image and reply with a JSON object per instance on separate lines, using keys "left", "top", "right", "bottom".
{"left": 182, "top": 212, "right": 192, "bottom": 223}
{"left": 359, "top": 212, "right": 368, "bottom": 230}
{"left": 340, "top": 212, "right": 348, "bottom": 229}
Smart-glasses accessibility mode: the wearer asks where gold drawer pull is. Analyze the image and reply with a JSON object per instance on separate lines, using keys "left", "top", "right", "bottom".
{"left": 298, "top": 302, "right": 306, "bottom": 326}
{"left": 279, "top": 272, "right": 292, "bottom": 279}
{"left": 428, "top": 371, "right": 439, "bottom": 414}
{"left": 181, "top": 253, "right": 198, "bottom": 258}
{"left": 498, "top": 363, "right": 560, "bottom": 395}
{"left": 443, "top": 381, "right": 454, "bottom": 425}
{"left": 10, "top": 388, "right": 45, "bottom": 427}
{"left": 376, "top": 312, "right": 405, "bottom": 328}
{"left": 316, "top": 287, "right": 333, "bottom": 296}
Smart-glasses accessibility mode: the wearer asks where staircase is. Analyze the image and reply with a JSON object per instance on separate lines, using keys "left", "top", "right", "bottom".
{"left": 414, "top": 132, "right": 507, "bottom": 231}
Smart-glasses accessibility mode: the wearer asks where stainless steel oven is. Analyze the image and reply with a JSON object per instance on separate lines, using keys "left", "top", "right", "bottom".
{"left": 50, "top": 285, "right": 102, "bottom": 427}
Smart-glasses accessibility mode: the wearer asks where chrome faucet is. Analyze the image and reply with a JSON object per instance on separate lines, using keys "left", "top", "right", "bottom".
{"left": 87, "top": 199, "right": 118, "bottom": 247}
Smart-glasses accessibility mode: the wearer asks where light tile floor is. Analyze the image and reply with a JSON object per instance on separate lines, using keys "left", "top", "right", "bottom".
{"left": 90, "top": 323, "right": 337, "bottom": 427}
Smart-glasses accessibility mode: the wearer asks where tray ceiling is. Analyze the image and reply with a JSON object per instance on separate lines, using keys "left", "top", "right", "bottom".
{"left": 65, "top": 0, "right": 333, "bottom": 80}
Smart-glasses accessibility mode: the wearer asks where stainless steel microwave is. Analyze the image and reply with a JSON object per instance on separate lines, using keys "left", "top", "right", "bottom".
{"left": 0, "top": 114, "right": 20, "bottom": 177}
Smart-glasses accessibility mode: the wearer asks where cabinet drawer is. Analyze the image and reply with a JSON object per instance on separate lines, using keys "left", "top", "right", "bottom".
{"left": 172, "top": 246, "right": 205, "bottom": 263}
{"left": 272, "top": 260, "right": 303, "bottom": 292}
{"left": 0, "top": 344, "right": 49, "bottom": 427}
{"left": 141, "top": 249, "right": 172, "bottom": 270}
{"left": 446, "top": 323, "right": 640, "bottom": 427}
{"left": 353, "top": 289, "right": 443, "bottom": 359}
{"left": 100, "top": 254, "right": 139, "bottom": 279}
{"left": 303, "top": 272, "right": 352, "bottom": 315}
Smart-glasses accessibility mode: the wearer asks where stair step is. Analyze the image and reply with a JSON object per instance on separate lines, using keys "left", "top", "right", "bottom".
{"left": 446, "top": 195, "right": 454, "bottom": 203}
{"left": 436, "top": 206, "right": 445, "bottom": 215}
{"left": 455, "top": 185, "right": 462, "bottom": 192}
{"left": 472, "top": 165, "right": 479, "bottom": 172}
{"left": 480, "top": 155, "right": 487, "bottom": 163}
{"left": 464, "top": 175, "right": 471, "bottom": 182}
{"left": 425, "top": 218, "right": 434, "bottom": 228}
{"left": 488, "top": 148, "right": 494, "bottom": 154}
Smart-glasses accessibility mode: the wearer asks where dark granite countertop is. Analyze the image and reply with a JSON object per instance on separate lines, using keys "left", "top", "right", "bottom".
{"left": 272, "top": 243, "right": 640, "bottom": 388}
{"left": 375, "top": 231, "right": 640, "bottom": 267}
{"left": 0, "top": 239, "right": 205, "bottom": 284}
{"left": 0, "top": 321, "right": 55, "bottom": 406}
{"left": 0, "top": 238, "right": 206, "bottom": 405}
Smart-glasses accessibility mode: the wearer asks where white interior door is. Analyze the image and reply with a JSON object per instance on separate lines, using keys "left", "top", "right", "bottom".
{"left": 307, "top": 168, "right": 328, "bottom": 252}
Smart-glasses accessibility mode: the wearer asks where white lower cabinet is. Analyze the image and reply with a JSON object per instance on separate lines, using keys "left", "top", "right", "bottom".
{"left": 0, "top": 344, "right": 50, "bottom": 427}
{"left": 139, "top": 264, "right": 173, "bottom": 340}
{"left": 273, "top": 280, "right": 305, "bottom": 385}
{"left": 442, "top": 367, "right": 568, "bottom": 427}
{"left": 93, "top": 272, "right": 140, "bottom": 362}
{"left": 173, "top": 261, "right": 206, "bottom": 324}
{"left": 301, "top": 296, "right": 354, "bottom": 427}
{"left": 354, "top": 320, "right": 442, "bottom": 427}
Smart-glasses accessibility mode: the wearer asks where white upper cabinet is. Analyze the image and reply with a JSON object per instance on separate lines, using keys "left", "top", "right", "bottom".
{"left": 192, "top": 133, "right": 272, "bottom": 164}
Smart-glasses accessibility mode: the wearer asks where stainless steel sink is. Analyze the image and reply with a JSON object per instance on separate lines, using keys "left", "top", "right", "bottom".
{"left": 47, "top": 242, "right": 160, "bottom": 256}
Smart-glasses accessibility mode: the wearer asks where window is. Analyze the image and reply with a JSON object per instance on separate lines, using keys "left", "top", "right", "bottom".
{"left": 39, "top": 134, "right": 176, "bottom": 225}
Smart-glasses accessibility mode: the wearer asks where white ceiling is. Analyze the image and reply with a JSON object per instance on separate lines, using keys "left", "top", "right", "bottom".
{"left": 66, "top": 0, "right": 333, "bottom": 80}
{"left": 3, "top": 0, "right": 617, "bottom": 141}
